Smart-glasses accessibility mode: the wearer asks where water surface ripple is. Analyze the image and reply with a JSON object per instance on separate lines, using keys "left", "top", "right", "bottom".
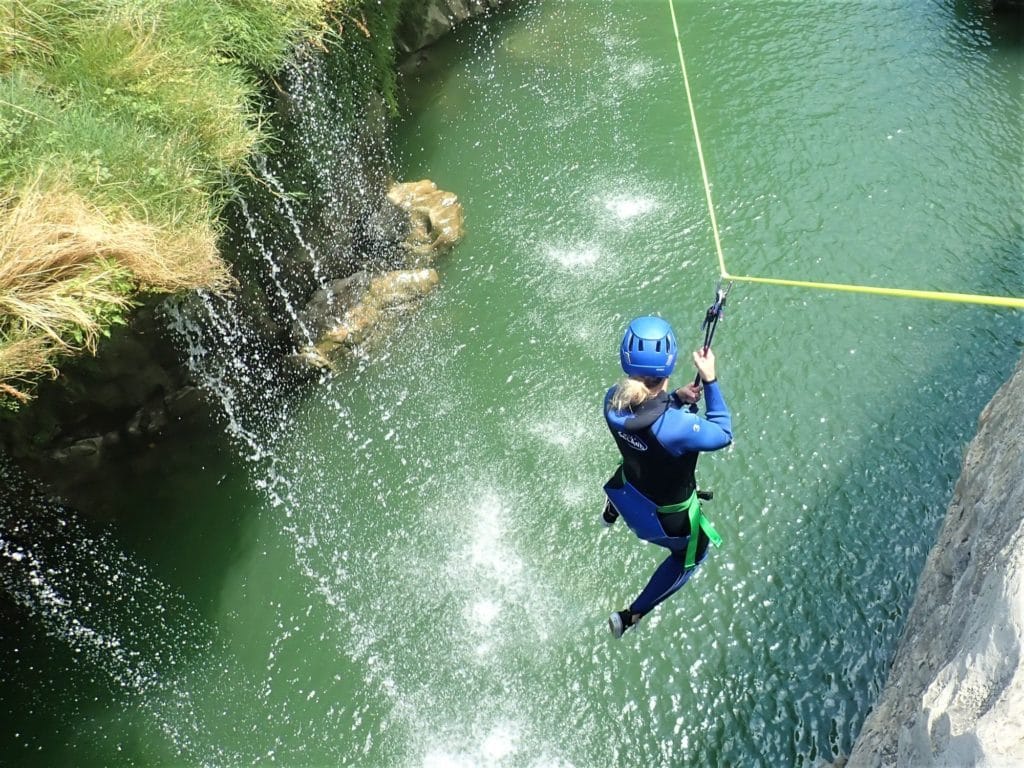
{"left": 2, "top": 1, "right": 1022, "bottom": 766}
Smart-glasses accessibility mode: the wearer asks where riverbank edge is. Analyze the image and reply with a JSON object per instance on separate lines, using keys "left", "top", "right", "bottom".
{"left": 0, "top": 0, "right": 516, "bottom": 482}
{"left": 0, "top": 0, "right": 500, "bottom": 407}
{"left": 0, "top": 1, "right": 370, "bottom": 405}
{"left": 844, "top": 350, "right": 1024, "bottom": 766}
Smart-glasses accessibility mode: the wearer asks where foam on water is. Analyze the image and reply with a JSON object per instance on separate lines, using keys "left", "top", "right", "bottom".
{"left": 306, "top": 461, "right": 586, "bottom": 762}
{"left": 603, "top": 194, "right": 657, "bottom": 221}
{"left": 542, "top": 243, "right": 601, "bottom": 269}
{"left": 419, "top": 719, "right": 578, "bottom": 768}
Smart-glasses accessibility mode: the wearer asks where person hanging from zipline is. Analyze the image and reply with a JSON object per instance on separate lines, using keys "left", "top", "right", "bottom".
{"left": 601, "top": 305, "right": 732, "bottom": 638}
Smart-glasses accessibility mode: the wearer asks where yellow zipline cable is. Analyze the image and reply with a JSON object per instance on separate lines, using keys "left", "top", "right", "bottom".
{"left": 666, "top": 0, "right": 1024, "bottom": 310}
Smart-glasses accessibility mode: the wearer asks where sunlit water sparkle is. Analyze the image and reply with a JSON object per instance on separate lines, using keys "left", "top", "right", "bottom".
{"left": 3, "top": 1, "right": 1022, "bottom": 766}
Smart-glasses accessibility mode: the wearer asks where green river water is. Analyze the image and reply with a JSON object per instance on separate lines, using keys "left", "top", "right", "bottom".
{"left": 2, "top": 1, "right": 1022, "bottom": 766}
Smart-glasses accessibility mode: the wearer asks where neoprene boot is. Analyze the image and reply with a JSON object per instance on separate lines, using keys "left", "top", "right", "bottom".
{"left": 601, "top": 499, "right": 619, "bottom": 527}
{"left": 608, "top": 610, "right": 634, "bottom": 638}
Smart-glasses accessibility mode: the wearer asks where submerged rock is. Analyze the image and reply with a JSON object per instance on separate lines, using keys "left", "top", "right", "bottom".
{"left": 292, "top": 179, "right": 461, "bottom": 369}
{"left": 312, "top": 268, "right": 439, "bottom": 355}
{"left": 386, "top": 179, "right": 465, "bottom": 265}
{"left": 50, "top": 436, "right": 104, "bottom": 474}
{"left": 294, "top": 271, "right": 373, "bottom": 343}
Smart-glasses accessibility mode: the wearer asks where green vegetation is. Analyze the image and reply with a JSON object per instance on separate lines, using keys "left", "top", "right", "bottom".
{"left": 0, "top": 0, "right": 406, "bottom": 406}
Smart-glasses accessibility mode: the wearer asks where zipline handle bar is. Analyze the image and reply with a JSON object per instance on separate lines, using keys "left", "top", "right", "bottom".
{"left": 693, "top": 280, "right": 733, "bottom": 387}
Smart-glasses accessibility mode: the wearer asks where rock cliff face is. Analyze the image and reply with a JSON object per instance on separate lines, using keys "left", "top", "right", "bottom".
{"left": 396, "top": 0, "right": 518, "bottom": 53}
{"left": 847, "top": 353, "right": 1024, "bottom": 767}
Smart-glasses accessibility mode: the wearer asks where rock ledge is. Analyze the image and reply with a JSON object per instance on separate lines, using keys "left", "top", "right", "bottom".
{"left": 847, "top": 354, "right": 1024, "bottom": 767}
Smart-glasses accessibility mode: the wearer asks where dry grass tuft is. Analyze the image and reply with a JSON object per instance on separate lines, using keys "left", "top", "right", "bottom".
{"left": 0, "top": 178, "right": 234, "bottom": 400}
{"left": 0, "top": 179, "right": 233, "bottom": 292}
{"left": 0, "top": 334, "right": 56, "bottom": 391}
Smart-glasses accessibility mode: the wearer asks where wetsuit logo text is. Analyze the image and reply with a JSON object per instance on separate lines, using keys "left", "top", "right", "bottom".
{"left": 617, "top": 431, "right": 648, "bottom": 451}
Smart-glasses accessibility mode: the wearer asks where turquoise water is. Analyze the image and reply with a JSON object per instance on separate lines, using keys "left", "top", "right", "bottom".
{"left": 2, "top": 1, "right": 1022, "bottom": 766}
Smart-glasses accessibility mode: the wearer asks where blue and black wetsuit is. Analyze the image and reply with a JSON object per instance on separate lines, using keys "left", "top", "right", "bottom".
{"left": 603, "top": 381, "right": 732, "bottom": 617}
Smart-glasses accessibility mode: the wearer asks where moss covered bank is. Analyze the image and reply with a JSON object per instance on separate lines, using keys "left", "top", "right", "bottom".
{"left": 0, "top": 0, "right": 513, "bottom": 487}
{"left": 0, "top": 0, "right": 407, "bottom": 405}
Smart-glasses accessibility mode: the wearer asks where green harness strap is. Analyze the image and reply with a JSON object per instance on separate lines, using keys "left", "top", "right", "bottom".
{"left": 614, "top": 466, "right": 723, "bottom": 569}
{"left": 658, "top": 491, "right": 723, "bottom": 569}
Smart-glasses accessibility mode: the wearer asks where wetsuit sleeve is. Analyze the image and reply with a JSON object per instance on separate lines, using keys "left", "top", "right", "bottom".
{"left": 702, "top": 381, "right": 731, "bottom": 439}
{"left": 653, "top": 380, "right": 732, "bottom": 456}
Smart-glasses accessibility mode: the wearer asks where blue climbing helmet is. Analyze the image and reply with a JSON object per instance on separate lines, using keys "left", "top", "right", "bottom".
{"left": 619, "top": 316, "right": 677, "bottom": 377}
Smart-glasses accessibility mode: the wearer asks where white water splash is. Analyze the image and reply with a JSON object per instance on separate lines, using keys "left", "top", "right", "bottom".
{"left": 603, "top": 194, "right": 657, "bottom": 221}
{"left": 543, "top": 244, "right": 601, "bottom": 269}
{"left": 0, "top": 486, "right": 255, "bottom": 767}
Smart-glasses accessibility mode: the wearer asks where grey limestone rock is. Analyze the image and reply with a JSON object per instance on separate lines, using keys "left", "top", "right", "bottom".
{"left": 847, "top": 354, "right": 1024, "bottom": 767}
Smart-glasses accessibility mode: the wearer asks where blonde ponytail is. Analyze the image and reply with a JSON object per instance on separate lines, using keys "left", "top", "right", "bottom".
{"left": 610, "top": 376, "right": 665, "bottom": 412}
